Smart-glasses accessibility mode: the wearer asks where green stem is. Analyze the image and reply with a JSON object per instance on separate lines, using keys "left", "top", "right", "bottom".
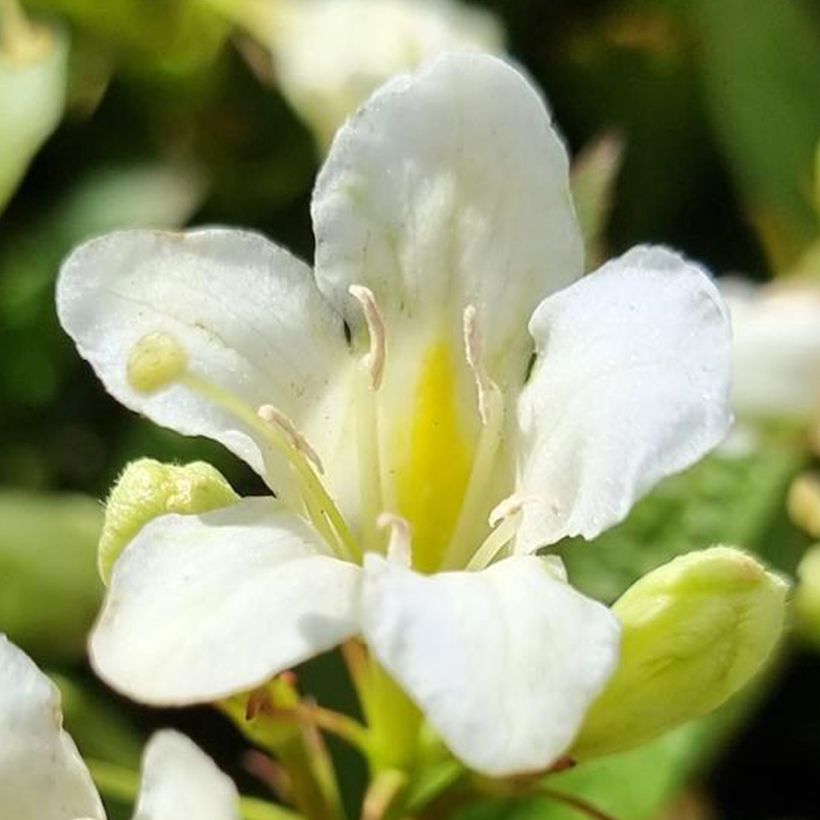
{"left": 364, "top": 661, "right": 422, "bottom": 774}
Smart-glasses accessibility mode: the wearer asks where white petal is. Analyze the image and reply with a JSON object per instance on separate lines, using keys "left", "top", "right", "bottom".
{"left": 515, "top": 245, "right": 732, "bottom": 551}
{"left": 0, "top": 635, "right": 105, "bottom": 820}
{"left": 90, "top": 498, "right": 361, "bottom": 705}
{"left": 721, "top": 278, "right": 820, "bottom": 420}
{"left": 57, "top": 228, "right": 348, "bottom": 488}
{"left": 133, "top": 730, "right": 239, "bottom": 820}
{"left": 312, "top": 52, "right": 583, "bottom": 381}
{"left": 362, "top": 555, "right": 620, "bottom": 776}
{"left": 271, "top": 0, "right": 504, "bottom": 148}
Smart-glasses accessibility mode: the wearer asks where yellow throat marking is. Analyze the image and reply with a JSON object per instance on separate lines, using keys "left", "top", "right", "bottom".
{"left": 395, "top": 341, "right": 473, "bottom": 573}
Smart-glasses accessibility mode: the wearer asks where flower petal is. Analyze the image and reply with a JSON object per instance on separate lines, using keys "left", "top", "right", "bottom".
{"left": 0, "top": 635, "right": 105, "bottom": 820}
{"left": 133, "top": 730, "right": 240, "bottom": 820}
{"left": 312, "top": 52, "right": 583, "bottom": 381}
{"left": 57, "top": 228, "right": 348, "bottom": 487}
{"left": 515, "top": 245, "right": 732, "bottom": 551}
{"left": 721, "top": 278, "right": 820, "bottom": 420}
{"left": 90, "top": 498, "right": 361, "bottom": 705}
{"left": 362, "top": 555, "right": 620, "bottom": 776}
{"left": 271, "top": 0, "right": 504, "bottom": 149}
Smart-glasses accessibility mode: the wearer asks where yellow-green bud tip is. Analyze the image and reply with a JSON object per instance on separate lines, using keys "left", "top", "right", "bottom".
{"left": 98, "top": 459, "right": 238, "bottom": 584}
{"left": 572, "top": 546, "right": 788, "bottom": 761}
{"left": 126, "top": 332, "right": 187, "bottom": 394}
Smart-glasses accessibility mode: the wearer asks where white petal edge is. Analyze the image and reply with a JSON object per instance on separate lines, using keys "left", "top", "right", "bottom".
{"left": 362, "top": 554, "right": 620, "bottom": 776}
{"left": 515, "top": 245, "right": 732, "bottom": 551}
{"left": 0, "top": 635, "right": 105, "bottom": 820}
{"left": 57, "top": 228, "right": 349, "bottom": 494}
{"left": 90, "top": 497, "right": 361, "bottom": 705}
{"left": 312, "top": 52, "right": 583, "bottom": 382}
{"left": 132, "top": 730, "right": 240, "bottom": 820}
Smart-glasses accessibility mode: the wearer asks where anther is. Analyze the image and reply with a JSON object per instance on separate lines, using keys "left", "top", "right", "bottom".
{"left": 126, "top": 332, "right": 188, "bottom": 395}
{"left": 463, "top": 305, "right": 498, "bottom": 425}
{"left": 488, "top": 492, "right": 545, "bottom": 528}
{"left": 349, "top": 284, "right": 386, "bottom": 390}
{"left": 377, "top": 512, "right": 412, "bottom": 567}
{"left": 258, "top": 404, "right": 324, "bottom": 474}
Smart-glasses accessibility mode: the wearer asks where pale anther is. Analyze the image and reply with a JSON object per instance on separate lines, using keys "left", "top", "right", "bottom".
{"left": 258, "top": 404, "right": 324, "bottom": 474}
{"left": 349, "top": 284, "right": 386, "bottom": 390}
{"left": 488, "top": 492, "right": 545, "bottom": 528}
{"left": 126, "top": 331, "right": 187, "bottom": 395}
{"left": 463, "top": 304, "right": 497, "bottom": 425}
{"left": 377, "top": 512, "right": 412, "bottom": 567}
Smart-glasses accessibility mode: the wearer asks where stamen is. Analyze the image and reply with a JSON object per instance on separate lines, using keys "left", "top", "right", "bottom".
{"left": 467, "top": 494, "right": 544, "bottom": 571}
{"left": 349, "top": 284, "right": 385, "bottom": 548}
{"left": 377, "top": 512, "right": 412, "bottom": 568}
{"left": 126, "top": 332, "right": 188, "bottom": 395}
{"left": 489, "top": 492, "right": 544, "bottom": 528}
{"left": 171, "top": 368, "right": 359, "bottom": 562}
{"left": 349, "top": 284, "right": 386, "bottom": 390}
{"left": 258, "top": 404, "right": 324, "bottom": 474}
{"left": 440, "top": 307, "right": 506, "bottom": 570}
{"left": 463, "top": 305, "right": 495, "bottom": 425}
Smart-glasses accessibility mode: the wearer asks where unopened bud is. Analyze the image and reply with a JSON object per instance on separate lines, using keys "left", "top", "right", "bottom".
{"left": 126, "top": 332, "right": 187, "bottom": 394}
{"left": 795, "top": 545, "right": 820, "bottom": 647}
{"left": 572, "top": 546, "right": 788, "bottom": 760}
{"left": 788, "top": 472, "right": 820, "bottom": 539}
{"left": 98, "top": 459, "right": 238, "bottom": 583}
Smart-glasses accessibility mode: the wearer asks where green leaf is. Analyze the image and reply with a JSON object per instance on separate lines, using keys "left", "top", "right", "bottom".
{"left": 674, "top": 0, "right": 820, "bottom": 270}
{"left": 0, "top": 491, "right": 102, "bottom": 663}
{"left": 560, "top": 432, "right": 809, "bottom": 604}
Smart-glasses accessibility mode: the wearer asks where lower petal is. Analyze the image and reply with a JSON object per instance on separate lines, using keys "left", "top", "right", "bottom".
{"left": 90, "top": 498, "right": 361, "bottom": 705}
{"left": 362, "top": 555, "right": 620, "bottom": 776}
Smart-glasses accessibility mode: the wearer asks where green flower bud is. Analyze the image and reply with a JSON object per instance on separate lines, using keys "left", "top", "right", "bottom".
{"left": 572, "top": 547, "right": 788, "bottom": 760}
{"left": 99, "top": 458, "right": 238, "bottom": 584}
{"left": 794, "top": 545, "right": 820, "bottom": 646}
{"left": 126, "top": 332, "right": 188, "bottom": 394}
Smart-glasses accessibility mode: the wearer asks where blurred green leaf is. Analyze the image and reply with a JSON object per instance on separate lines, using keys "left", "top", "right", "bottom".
{"left": 560, "top": 432, "right": 809, "bottom": 605}
{"left": 0, "top": 491, "right": 102, "bottom": 663}
{"left": 54, "top": 673, "right": 142, "bottom": 768}
{"left": 673, "top": 0, "right": 820, "bottom": 271}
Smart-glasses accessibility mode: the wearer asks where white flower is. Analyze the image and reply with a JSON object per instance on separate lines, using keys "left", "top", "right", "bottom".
{"left": 721, "top": 278, "right": 820, "bottom": 422}
{"left": 0, "top": 634, "right": 240, "bottom": 820}
{"left": 267, "top": 0, "right": 503, "bottom": 147}
{"left": 58, "top": 53, "right": 731, "bottom": 776}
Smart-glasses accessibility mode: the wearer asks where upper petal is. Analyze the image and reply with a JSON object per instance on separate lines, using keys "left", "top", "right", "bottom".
{"left": 362, "top": 554, "right": 620, "bottom": 776}
{"left": 312, "top": 52, "right": 583, "bottom": 382}
{"left": 515, "top": 245, "right": 732, "bottom": 551}
{"left": 90, "top": 497, "right": 361, "bottom": 705}
{"left": 0, "top": 635, "right": 105, "bottom": 820}
{"left": 57, "top": 228, "right": 348, "bottom": 486}
{"left": 132, "top": 730, "right": 240, "bottom": 820}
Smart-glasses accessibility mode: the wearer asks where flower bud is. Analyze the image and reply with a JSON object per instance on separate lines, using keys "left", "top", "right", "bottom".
{"left": 572, "top": 546, "right": 788, "bottom": 760}
{"left": 795, "top": 545, "right": 820, "bottom": 646}
{"left": 126, "top": 332, "right": 188, "bottom": 394}
{"left": 98, "top": 459, "right": 238, "bottom": 583}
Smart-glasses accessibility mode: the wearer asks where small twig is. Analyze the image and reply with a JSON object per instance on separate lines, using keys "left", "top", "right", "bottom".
{"left": 361, "top": 769, "right": 408, "bottom": 820}
{"left": 537, "top": 786, "right": 618, "bottom": 820}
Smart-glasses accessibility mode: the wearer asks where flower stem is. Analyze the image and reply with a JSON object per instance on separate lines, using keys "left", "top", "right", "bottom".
{"left": 363, "top": 661, "right": 422, "bottom": 774}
